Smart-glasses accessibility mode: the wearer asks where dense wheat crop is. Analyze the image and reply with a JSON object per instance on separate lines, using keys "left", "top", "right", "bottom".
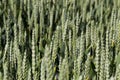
{"left": 0, "top": 0, "right": 120, "bottom": 80}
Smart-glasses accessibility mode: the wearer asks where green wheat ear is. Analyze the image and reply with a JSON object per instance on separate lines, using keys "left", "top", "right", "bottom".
{"left": 22, "top": 50, "right": 28, "bottom": 80}
{"left": 27, "top": 67, "right": 32, "bottom": 80}
{"left": 32, "top": 29, "right": 36, "bottom": 79}
{"left": 41, "top": 57, "right": 46, "bottom": 80}
{"left": 3, "top": 61, "right": 8, "bottom": 80}
{"left": 95, "top": 39, "right": 100, "bottom": 80}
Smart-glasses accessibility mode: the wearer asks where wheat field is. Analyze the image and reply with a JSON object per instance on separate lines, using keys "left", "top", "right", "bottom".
{"left": 0, "top": 0, "right": 120, "bottom": 80}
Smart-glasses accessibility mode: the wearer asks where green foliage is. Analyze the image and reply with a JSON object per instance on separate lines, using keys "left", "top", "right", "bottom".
{"left": 0, "top": 0, "right": 120, "bottom": 80}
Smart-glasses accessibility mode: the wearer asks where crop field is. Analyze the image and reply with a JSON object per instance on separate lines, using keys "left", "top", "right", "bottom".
{"left": 0, "top": 0, "right": 120, "bottom": 80}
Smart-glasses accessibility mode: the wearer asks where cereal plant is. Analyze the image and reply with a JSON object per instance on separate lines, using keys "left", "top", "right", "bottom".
{"left": 0, "top": 0, "right": 120, "bottom": 80}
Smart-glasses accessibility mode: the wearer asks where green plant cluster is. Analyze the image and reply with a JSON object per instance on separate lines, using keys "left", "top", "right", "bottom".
{"left": 0, "top": 0, "right": 120, "bottom": 80}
